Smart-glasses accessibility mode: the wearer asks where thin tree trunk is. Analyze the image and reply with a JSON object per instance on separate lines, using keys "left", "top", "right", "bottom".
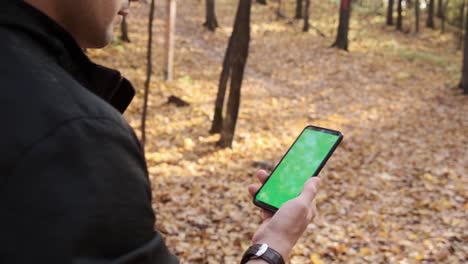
{"left": 210, "top": 44, "right": 233, "bottom": 134}
{"left": 387, "top": 0, "right": 394, "bottom": 25}
{"left": 204, "top": 0, "right": 219, "bottom": 31}
{"left": 396, "top": 0, "right": 403, "bottom": 31}
{"left": 120, "top": 16, "right": 131, "bottom": 42}
{"left": 437, "top": 0, "right": 443, "bottom": 18}
{"left": 332, "top": 0, "right": 352, "bottom": 51}
{"left": 219, "top": 64, "right": 244, "bottom": 148}
{"left": 427, "top": 0, "right": 435, "bottom": 28}
{"left": 164, "top": 0, "right": 176, "bottom": 81}
{"left": 460, "top": 1, "right": 466, "bottom": 50}
{"left": 441, "top": 0, "right": 449, "bottom": 34}
{"left": 141, "top": 0, "right": 156, "bottom": 149}
{"left": 217, "top": 0, "right": 252, "bottom": 148}
{"left": 303, "top": 0, "right": 311, "bottom": 32}
{"left": 276, "top": 0, "right": 286, "bottom": 19}
{"left": 462, "top": 0, "right": 468, "bottom": 94}
{"left": 415, "top": 0, "right": 420, "bottom": 33}
{"left": 295, "top": 0, "right": 303, "bottom": 19}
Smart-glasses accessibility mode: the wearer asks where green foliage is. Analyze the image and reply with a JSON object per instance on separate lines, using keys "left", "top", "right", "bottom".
{"left": 446, "top": 0, "right": 466, "bottom": 29}
{"left": 328, "top": 0, "right": 341, "bottom": 5}
{"left": 353, "top": 0, "right": 385, "bottom": 16}
{"left": 178, "top": 75, "right": 195, "bottom": 86}
{"left": 111, "top": 35, "right": 124, "bottom": 45}
{"left": 395, "top": 46, "right": 459, "bottom": 80}
{"left": 398, "top": 48, "right": 447, "bottom": 65}
{"left": 381, "top": 39, "right": 458, "bottom": 78}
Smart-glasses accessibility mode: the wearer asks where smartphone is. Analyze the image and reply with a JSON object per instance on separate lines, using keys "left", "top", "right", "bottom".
{"left": 254, "top": 125, "right": 343, "bottom": 213}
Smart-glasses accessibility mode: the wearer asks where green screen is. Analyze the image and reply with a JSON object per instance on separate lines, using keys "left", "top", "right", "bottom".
{"left": 256, "top": 128, "right": 339, "bottom": 209}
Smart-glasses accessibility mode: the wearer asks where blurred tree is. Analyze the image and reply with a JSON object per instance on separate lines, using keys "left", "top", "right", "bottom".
{"left": 406, "top": 0, "right": 413, "bottom": 9}
{"left": 295, "top": 0, "right": 303, "bottom": 19}
{"left": 443, "top": 0, "right": 465, "bottom": 29}
{"left": 303, "top": 0, "right": 311, "bottom": 31}
{"left": 396, "top": 0, "right": 403, "bottom": 31}
{"left": 415, "top": 0, "right": 420, "bottom": 33}
{"left": 462, "top": 3, "right": 468, "bottom": 94}
{"left": 277, "top": 0, "right": 286, "bottom": 19}
{"left": 441, "top": 0, "right": 449, "bottom": 33}
{"left": 141, "top": 0, "right": 156, "bottom": 148}
{"left": 459, "top": 0, "right": 466, "bottom": 49}
{"left": 204, "top": 0, "right": 219, "bottom": 31}
{"left": 120, "top": 16, "right": 131, "bottom": 42}
{"left": 427, "top": 0, "right": 435, "bottom": 28}
{"left": 332, "top": 0, "right": 352, "bottom": 50}
{"left": 164, "top": 0, "right": 176, "bottom": 81}
{"left": 387, "top": 0, "right": 395, "bottom": 25}
{"left": 211, "top": 0, "right": 252, "bottom": 148}
{"left": 437, "top": 0, "right": 444, "bottom": 18}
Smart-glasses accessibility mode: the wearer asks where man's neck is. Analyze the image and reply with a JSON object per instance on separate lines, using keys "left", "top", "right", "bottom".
{"left": 23, "top": 0, "right": 82, "bottom": 47}
{"left": 24, "top": 0, "right": 61, "bottom": 23}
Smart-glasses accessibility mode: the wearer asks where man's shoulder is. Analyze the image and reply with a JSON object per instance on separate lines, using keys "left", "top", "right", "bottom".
{"left": 0, "top": 26, "right": 128, "bottom": 117}
{"left": 0, "top": 29, "right": 123, "bottom": 122}
{"left": 0, "top": 27, "right": 132, "bottom": 172}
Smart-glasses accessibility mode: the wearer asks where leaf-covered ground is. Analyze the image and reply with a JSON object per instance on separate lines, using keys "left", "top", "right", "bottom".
{"left": 89, "top": 0, "right": 467, "bottom": 263}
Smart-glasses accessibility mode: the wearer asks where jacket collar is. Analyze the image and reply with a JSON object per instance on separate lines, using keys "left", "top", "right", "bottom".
{"left": 0, "top": 1, "right": 135, "bottom": 113}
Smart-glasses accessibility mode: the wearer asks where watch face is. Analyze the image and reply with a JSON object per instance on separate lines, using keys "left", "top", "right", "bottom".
{"left": 255, "top": 244, "right": 268, "bottom": 257}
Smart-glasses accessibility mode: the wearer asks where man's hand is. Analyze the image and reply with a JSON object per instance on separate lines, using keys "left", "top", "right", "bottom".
{"left": 247, "top": 170, "right": 321, "bottom": 261}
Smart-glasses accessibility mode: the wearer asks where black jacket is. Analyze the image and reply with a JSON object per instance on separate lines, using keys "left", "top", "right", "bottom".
{"left": 0, "top": 1, "right": 178, "bottom": 263}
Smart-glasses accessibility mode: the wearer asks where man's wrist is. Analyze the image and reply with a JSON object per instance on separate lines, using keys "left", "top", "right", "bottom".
{"left": 246, "top": 260, "right": 269, "bottom": 264}
{"left": 242, "top": 243, "right": 286, "bottom": 264}
{"left": 251, "top": 238, "right": 292, "bottom": 261}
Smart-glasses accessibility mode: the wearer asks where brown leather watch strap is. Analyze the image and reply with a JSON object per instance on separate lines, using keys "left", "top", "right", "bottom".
{"left": 240, "top": 244, "right": 285, "bottom": 264}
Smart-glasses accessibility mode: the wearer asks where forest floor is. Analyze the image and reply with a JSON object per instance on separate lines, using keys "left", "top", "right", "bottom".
{"left": 89, "top": 0, "right": 467, "bottom": 263}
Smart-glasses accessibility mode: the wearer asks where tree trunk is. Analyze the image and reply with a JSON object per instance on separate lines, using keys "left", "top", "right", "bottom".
{"left": 415, "top": 0, "right": 420, "bottom": 33}
{"left": 210, "top": 43, "right": 233, "bottom": 134}
{"left": 141, "top": 0, "right": 156, "bottom": 149}
{"left": 460, "top": 1, "right": 466, "bottom": 50}
{"left": 276, "top": 0, "right": 286, "bottom": 19}
{"left": 462, "top": 1, "right": 468, "bottom": 94}
{"left": 437, "top": 0, "right": 443, "bottom": 18}
{"left": 214, "top": 0, "right": 252, "bottom": 148}
{"left": 204, "top": 0, "right": 219, "bottom": 31}
{"left": 120, "top": 16, "right": 131, "bottom": 42}
{"left": 387, "top": 0, "right": 394, "bottom": 25}
{"left": 332, "top": 0, "right": 352, "bottom": 51}
{"left": 257, "top": 0, "right": 267, "bottom": 5}
{"left": 295, "top": 0, "right": 303, "bottom": 19}
{"left": 427, "top": 0, "right": 435, "bottom": 29}
{"left": 303, "top": 0, "right": 311, "bottom": 32}
{"left": 164, "top": 0, "right": 176, "bottom": 81}
{"left": 396, "top": 0, "right": 403, "bottom": 31}
{"left": 441, "top": 0, "right": 449, "bottom": 34}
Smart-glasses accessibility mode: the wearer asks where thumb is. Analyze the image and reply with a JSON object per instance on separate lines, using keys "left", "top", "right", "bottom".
{"left": 298, "top": 177, "right": 320, "bottom": 204}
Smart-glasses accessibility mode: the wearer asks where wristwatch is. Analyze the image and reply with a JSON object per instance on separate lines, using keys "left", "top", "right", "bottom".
{"left": 240, "top": 244, "right": 285, "bottom": 264}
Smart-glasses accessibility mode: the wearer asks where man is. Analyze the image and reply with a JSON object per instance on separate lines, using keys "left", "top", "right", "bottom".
{"left": 0, "top": 0, "right": 321, "bottom": 263}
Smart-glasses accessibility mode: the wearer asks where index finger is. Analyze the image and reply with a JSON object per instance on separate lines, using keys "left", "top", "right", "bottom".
{"left": 256, "top": 170, "right": 269, "bottom": 184}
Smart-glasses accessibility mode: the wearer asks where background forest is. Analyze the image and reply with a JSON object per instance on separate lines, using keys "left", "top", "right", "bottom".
{"left": 89, "top": 0, "right": 467, "bottom": 263}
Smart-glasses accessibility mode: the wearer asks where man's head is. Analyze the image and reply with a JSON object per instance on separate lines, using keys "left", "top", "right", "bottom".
{"left": 25, "top": 0, "right": 139, "bottom": 48}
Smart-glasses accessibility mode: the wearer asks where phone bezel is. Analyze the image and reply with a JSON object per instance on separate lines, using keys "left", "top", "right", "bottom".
{"left": 253, "top": 125, "right": 343, "bottom": 213}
